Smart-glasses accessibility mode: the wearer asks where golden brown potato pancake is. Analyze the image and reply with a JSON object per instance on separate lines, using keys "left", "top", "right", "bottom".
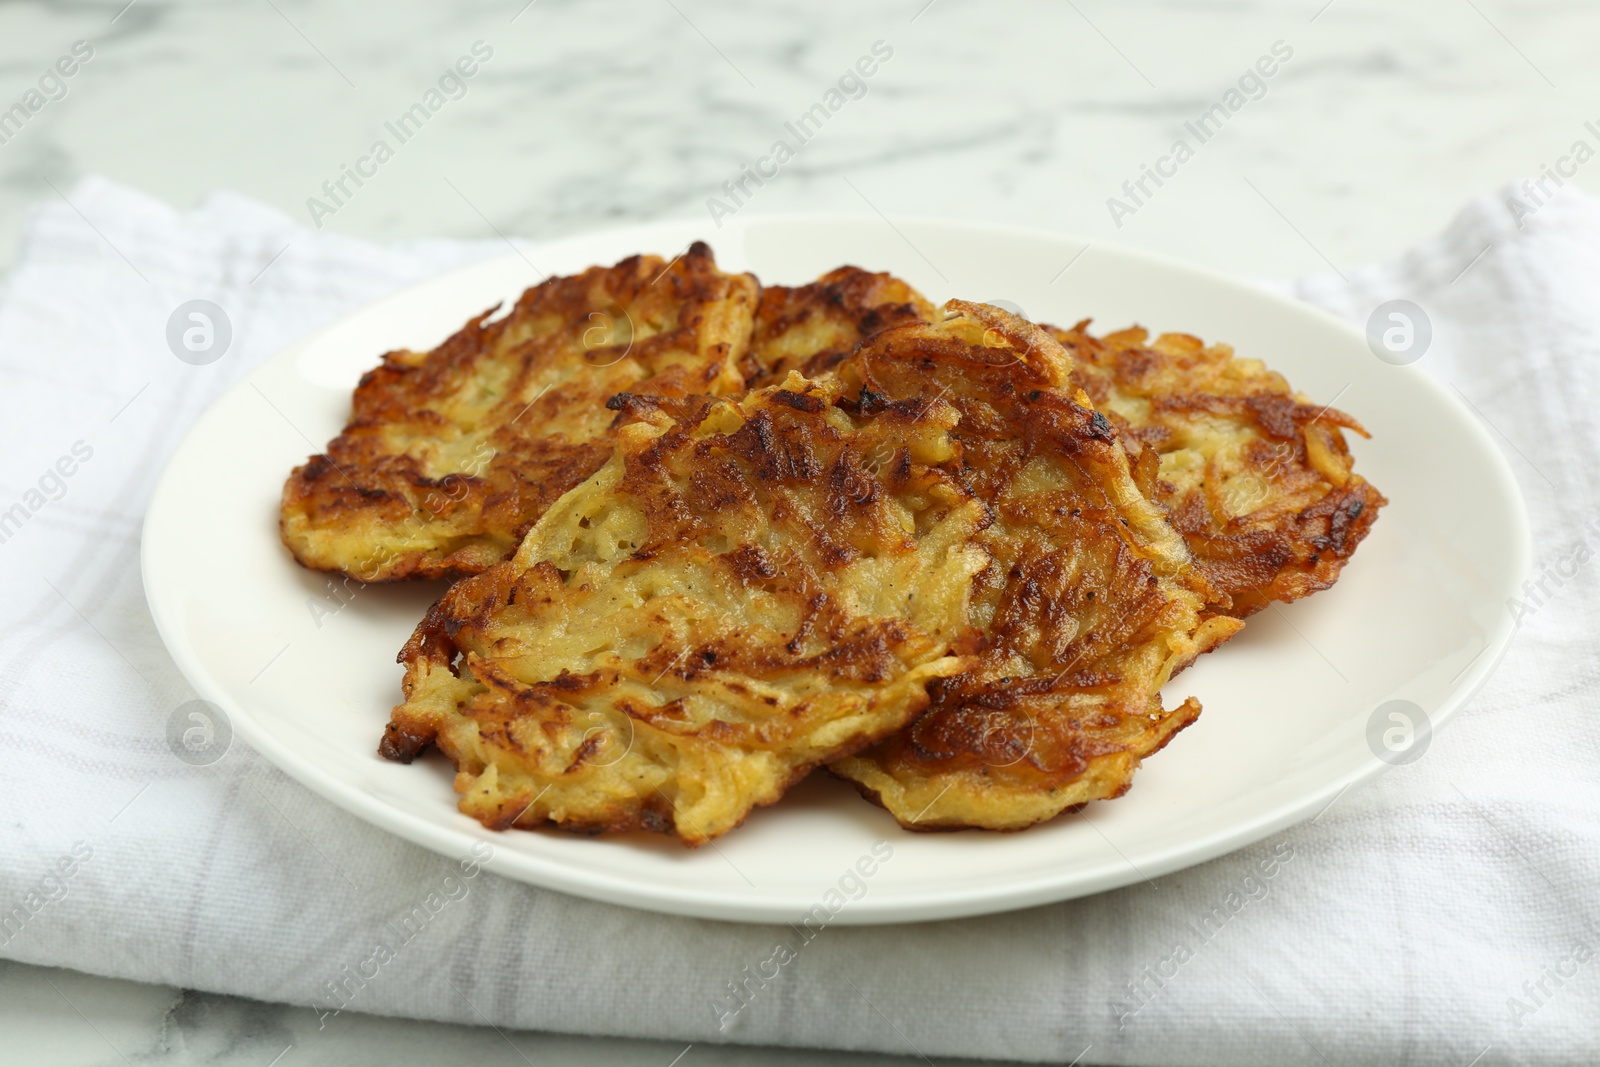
{"left": 379, "top": 373, "right": 993, "bottom": 845}
{"left": 1048, "top": 322, "right": 1386, "bottom": 617}
{"left": 280, "top": 244, "right": 759, "bottom": 582}
{"left": 825, "top": 303, "right": 1242, "bottom": 832}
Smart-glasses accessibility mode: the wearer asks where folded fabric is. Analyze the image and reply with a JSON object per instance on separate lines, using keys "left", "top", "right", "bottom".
{"left": 2, "top": 177, "right": 1595, "bottom": 1066}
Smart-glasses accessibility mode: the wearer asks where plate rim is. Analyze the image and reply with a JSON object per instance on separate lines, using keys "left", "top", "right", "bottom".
{"left": 141, "top": 214, "right": 1533, "bottom": 925}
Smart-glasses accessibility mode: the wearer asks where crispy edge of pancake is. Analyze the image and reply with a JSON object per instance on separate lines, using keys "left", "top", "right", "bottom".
{"left": 279, "top": 242, "right": 759, "bottom": 582}
{"left": 826, "top": 302, "right": 1243, "bottom": 831}
{"left": 744, "top": 266, "right": 937, "bottom": 388}
{"left": 1051, "top": 321, "right": 1387, "bottom": 617}
{"left": 379, "top": 372, "right": 995, "bottom": 845}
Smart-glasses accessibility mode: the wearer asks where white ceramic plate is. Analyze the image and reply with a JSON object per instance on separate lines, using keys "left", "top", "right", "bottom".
{"left": 142, "top": 217, "right": 1529, "bottom": 925}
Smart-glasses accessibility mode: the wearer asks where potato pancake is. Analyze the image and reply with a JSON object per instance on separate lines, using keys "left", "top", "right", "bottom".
{"left": 280, "top": 244, "right": 759, "bottom": 582}
{"left": 826, "top": 303, "right": 1242, "bottom": 831}
{"left": 379, "top": 374, "right": 992, "bottom": 845}
{"left": 1049, "top": 322, "right": 1386, "bottom": 617}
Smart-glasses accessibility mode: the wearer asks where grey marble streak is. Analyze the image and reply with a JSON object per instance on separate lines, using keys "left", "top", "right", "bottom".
{"left": 0, "top": 0, "right": 1593, "bottom": 280}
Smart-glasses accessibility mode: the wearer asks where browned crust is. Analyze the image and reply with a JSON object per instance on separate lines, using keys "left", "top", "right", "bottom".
{"left": 1051, "top": 320, "right": 1387, "bottom": 617}
{"left": 835, "top": 695, "right": 1203, "bottom": 834}
{"left": 744, "top": 266, "right": 937, "bottom": 387}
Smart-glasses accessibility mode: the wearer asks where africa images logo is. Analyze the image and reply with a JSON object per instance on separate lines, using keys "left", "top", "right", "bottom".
{"left": 305, "top": 41, "right": 495, "bottom": 229}
{"left": 0, "top": 40, "right": 95, "bottom": 148}
{"left": 709, "top": 840, "right": 894, "bottom": 1031}
{"left": 1105, "top": 40, "right": 1294, "bottom": 228}
{"left": 705, "top": 40, "right": 894, "bottom": 226}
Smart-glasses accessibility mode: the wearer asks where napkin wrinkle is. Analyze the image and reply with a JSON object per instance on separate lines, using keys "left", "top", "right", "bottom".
{"left": 2, "top": 177, "right": 1597, "bottom": 1066}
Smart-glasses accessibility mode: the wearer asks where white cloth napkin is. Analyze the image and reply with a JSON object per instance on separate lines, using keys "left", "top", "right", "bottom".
{"left": 2, "top": 177, "right": 1596, "bottom": 1067}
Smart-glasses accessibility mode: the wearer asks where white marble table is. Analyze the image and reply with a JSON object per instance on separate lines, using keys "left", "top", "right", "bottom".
{"left": 1, "top": 0, "right": 1591, "bottom": 1062}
